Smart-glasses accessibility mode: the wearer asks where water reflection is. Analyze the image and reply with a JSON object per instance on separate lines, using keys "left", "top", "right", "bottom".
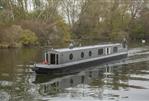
{"left": 33, "top": 66, "right": 105, "bottom": 98}
{"left": 0, "top": 47, "right": 149, "bottom": 101}
{"left": 32, "top": 63, "right": 136, "bottom": 98}
{"left": 0, "top": 48, "right": 42, "bottom": 101}
{"left": 32, "top": 59, "right": 149, "bottom": 101}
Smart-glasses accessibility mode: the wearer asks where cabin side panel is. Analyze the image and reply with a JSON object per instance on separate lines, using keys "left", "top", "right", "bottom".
{"left": 59, "top": 47, "right": 104, "bottom": 64}
{"left": 58, "top": 44, "right": 122, "bottom": 64}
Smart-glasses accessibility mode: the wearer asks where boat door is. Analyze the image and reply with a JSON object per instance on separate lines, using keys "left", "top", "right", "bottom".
{"left": 44, "top": 52, "right": 49, "bottom": 63}
{"left": 50, "top": 53, "right": 59, "bottom": 64}
{"left": 105, "top": 47, "right": 111, "bottom": 55}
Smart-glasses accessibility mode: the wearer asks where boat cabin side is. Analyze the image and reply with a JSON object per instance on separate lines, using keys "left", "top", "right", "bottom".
{"left": 44, "top": 43, "right": 127, "bottom": 65}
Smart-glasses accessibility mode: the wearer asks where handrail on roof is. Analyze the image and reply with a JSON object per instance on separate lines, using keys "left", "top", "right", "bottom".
{"left": 52, "top": 43, "right": 121, "bottom": 53}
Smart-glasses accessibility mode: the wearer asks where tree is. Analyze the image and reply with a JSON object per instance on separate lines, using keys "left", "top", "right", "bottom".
{"left": 60, "top": 0, "right": 84, "bottom": 28}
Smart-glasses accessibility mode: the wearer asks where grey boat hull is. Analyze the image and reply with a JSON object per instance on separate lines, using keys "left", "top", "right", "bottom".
{"left": 33, "top": 53, "right": 128, "bottom": 74}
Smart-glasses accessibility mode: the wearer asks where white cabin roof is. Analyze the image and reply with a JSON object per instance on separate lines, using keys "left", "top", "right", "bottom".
{"left": 53, "top": 43, "right": 121, "bottom": 53}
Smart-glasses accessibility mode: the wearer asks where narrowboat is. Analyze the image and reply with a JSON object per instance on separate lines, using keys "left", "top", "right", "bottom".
{"left": 32, "top": 43, "right": 128, "bottom": 74}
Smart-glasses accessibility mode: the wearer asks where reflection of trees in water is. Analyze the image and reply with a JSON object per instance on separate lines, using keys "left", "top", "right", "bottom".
{"left": 0, "top": 66, "right": 36, "bottom": 101}
{"left": 9, "top": 67, "right": 36, "bottom": 101}
{"left": 0, "top": 49, "right": 41, "bottom": 101}
{"left": 102, "top": 65, "right": 130, "bottom": 90}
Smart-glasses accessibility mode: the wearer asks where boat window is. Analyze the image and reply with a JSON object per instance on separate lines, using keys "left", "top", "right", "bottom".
{"left": 81, "top": 76, "right": 85, "bottom": 83}
{"left": 70, "top": 79, "right": 73, "bottom": 86}
{"left": 113, "top": 47, "right": 118, "bottom": 53}
{"left": 106, "top": 48, "right": 110, "bottom": 55}
{"left": 89, "top": 51, "right": 92, "bottom": 56}
{"left": 56, "top": 54, "right": 58, "bottom": 64}
{"left": 89, "top": 71, "right": 92, "bottom": 78}
{"left": 98, "top": 49, "right": 103, "bottom": 55}
{"left": 69, "top": 53, "right": 73, "bottom": 60}
{"left": 51, "top": 83, "right": 57, "bottom": 87}
{"left": 81, "top": 52, "right": 84, "bottom": 58}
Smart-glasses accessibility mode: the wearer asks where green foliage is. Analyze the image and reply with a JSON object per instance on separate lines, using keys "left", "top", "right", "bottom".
{"left": 0, "top": 0, "right": 149, "bottom": 48}
{"left": 19, "top": 29, "right": 38, "bottom": 46}
{"left": 57, "top": 20, "right": 71, "bottom": 42}
{"left": 110, "top": 31, "right": 128, "bottom": 41}
{"left": 0, "top": 25, "right": 22, "bottom": 47}
{"left": 47, "top": 19, "right": 71, "bottom": 47}
{"left": 129, "top": 21, "right": 146, "bottom": 41}
{"left": 73, "top": 0, "right": 149, "bottom": 43}
{"left": 0, "top": 25, "right": 39, "bottom": 48}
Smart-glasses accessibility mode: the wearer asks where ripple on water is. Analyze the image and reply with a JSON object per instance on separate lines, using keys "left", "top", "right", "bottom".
{"left": 1, "top": 47, "right": 149, "bottom": 101}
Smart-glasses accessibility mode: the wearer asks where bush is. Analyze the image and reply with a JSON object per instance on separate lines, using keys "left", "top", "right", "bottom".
{"left": 19, "top": 29, "right": 38, "bottom": 47}
{"left": 0, "top": 25, "right": 39, "bottom": 48}
{"left": 0, "top": 25, "right": 22, "bottom": 48}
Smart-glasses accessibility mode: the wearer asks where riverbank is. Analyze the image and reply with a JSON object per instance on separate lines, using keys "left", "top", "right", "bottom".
{"left": 0, "top": 43, "right": 22, "bottom": 48}
{"left": 0, "top": 40, "right": 148, "bottom": 49}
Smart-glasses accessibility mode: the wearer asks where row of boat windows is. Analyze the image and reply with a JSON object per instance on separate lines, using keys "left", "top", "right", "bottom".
{"left": 69, "top": 49, "right": 104, "bottom": 60}
{"left": 69, "top": 47, "right": 118, "bottom": 60}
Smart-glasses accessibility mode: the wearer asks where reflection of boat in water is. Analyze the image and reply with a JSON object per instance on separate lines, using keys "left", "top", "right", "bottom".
{"left": 33, "top": 64, "right": 128, "bottom": 96}
{"left": 33, "top": 43, "right": 128, "bottom": 74}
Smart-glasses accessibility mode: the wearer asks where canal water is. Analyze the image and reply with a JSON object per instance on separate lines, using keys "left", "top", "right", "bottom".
{"left": 0, "top": 47, "right": 149, "bottom": 101}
